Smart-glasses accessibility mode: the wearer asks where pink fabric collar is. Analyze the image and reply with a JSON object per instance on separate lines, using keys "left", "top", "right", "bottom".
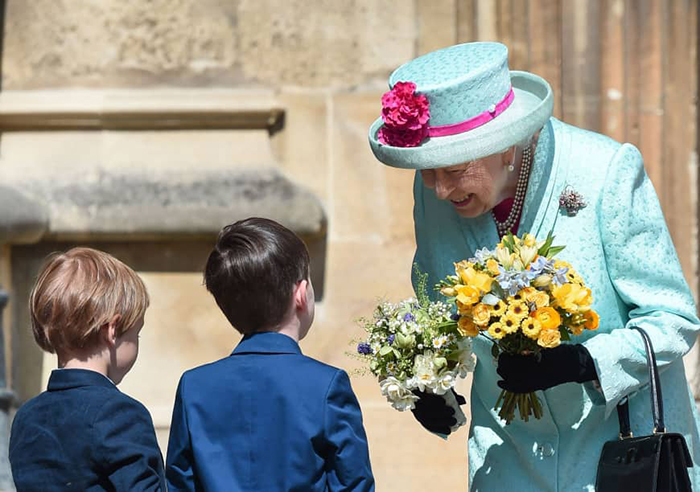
{"left": 427, "top": 88, "right": 515, "bottom": 138}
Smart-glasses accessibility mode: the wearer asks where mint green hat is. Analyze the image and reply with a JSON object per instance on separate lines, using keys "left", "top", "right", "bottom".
{"left": 368, "top": 42, "right": 553, "bottom": 169}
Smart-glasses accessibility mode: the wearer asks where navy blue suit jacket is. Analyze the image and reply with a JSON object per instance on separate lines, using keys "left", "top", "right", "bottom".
{"left": 9, "top": 369, "right": 165, "bottom": 491}
{"left": 166, "top": 332, "right": 374, "bottom": 491}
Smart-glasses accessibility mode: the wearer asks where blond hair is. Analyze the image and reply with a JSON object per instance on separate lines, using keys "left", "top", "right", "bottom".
{"left": 29, "top": 247, "right": 149, "bottom": 354}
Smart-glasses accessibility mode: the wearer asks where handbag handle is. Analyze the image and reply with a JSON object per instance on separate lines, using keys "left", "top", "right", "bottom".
{"left": 616, "top": 327, "right": 666, "bottom": 439}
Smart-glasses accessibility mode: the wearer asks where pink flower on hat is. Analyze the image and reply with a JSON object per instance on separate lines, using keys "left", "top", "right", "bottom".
{"left": 378, "top": 81, "right": 430, "bottom": 147}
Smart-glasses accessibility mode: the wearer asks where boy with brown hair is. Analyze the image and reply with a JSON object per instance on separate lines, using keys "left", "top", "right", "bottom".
{"left": 166, "top": 217, "right": 374, "bottom": 491}
{"left": 9, "top": 247, "right": 165, "bottom": 491}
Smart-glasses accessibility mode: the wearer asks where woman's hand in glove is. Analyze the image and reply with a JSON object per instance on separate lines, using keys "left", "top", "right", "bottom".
{"left": 496, "top": 344, "right": 597, "bottom": 393}
{"left": 411, "top": 389, "right": 466, "bottom": 435}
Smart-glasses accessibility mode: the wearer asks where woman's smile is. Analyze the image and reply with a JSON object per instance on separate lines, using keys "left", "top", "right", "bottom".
{"left": 450, "top": 194, "right": 474, "bottom": 208}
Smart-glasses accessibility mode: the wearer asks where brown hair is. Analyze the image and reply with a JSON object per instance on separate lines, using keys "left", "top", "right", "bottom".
{"left": 30, "top": 247, "right": 149, "bottom": 354}
{"left": 204, "top": 217, "right": 310, "bottom": 334}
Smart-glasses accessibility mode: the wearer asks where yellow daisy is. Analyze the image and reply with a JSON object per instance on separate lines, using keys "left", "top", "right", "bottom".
{"left": 490, "top": 300, "right": 507, "bottom": 317}
{"left": 521, "top": 317, "right": 541, "bottom": 339}
{"left": 500, "top": 313, "right": 520, "bottom": 334}
{"left": 488, "top": 322, "right": 506, "bottom": 340}
{"left": 507, "top": 300, "right": 529, "bottom": 320}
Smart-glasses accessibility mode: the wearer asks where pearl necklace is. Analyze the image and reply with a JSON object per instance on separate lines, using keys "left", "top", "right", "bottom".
{"left": 492, "top": 145, "right": 533, "bottom": 238}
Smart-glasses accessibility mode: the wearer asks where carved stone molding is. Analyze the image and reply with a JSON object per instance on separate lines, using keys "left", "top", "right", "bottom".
{"left": 0, "top": 90, "right": 284, "bottom": 131}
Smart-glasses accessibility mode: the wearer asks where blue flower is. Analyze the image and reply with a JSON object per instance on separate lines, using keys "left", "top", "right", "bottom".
{"left": 387, "top": 334, "right": 395, "bottom": 345}
{"left": 497, "top": 267, "right": 534, "bottom": 296}
{"left": 528, "top": 255, "right": 553, "bottom": 276}
{"left": 470, "top": 247, "right": 494, "bottom": 265}
{"left": 450, "top": 313, "right": 461, "bottom": 321}
{"left": 357, "top": 342, "right": 372, "bottom": 355}
{"left": 552, "top": 267, "right": 569, "bottom": 286}
{"left": 403, "top": 313, "right": 415, "bottom": 322}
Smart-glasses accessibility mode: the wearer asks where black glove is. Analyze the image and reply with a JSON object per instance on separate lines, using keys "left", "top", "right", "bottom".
{"left": 410, "top": 389, "right": 466, "bottom": 435}
{"left": 496, "top": 344, "right": 597, "bottom": 393}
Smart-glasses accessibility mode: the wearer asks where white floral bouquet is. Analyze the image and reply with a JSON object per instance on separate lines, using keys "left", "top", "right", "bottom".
{"left": 354, "top": 272, "right": 474, "bottom": 430}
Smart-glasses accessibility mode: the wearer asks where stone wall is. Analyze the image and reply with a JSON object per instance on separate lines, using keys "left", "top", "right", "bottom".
{"left": 2, "top": 1, "right": 697, "bottom": 491}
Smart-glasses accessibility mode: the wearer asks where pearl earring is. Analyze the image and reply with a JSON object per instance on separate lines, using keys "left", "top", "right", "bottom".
{"left": 507, "top": 149, "right": 516, "bottom": 172}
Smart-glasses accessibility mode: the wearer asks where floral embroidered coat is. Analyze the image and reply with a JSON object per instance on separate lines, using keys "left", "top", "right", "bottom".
{"left": 412, "top": 117, "right": 700, "bottom": 491}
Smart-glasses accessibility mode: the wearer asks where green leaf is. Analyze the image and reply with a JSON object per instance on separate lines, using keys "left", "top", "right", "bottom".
{"left": 490, "top": 281, "right": 506, "bottom": 300}
{"left": 537, "top": 232, "right": 554, "bottom": 256}
{"left": 379, "top": 345, "right": 393, "bottom": 357}
{"left": 392, "top": 348, "right": 401, "bottom": 359}
{"left": 548, "top": 245, "right": 566, "bottom": 256}
{"left": 559, "top": 326, "right": 571, "bottom": 341}
{"left": 491, "top": 343, "right": 500, "bottom": 359}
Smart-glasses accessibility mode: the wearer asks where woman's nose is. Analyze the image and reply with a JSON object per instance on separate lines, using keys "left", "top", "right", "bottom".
{"left": 433, "top": 176, "right": 452, "bottom": 200}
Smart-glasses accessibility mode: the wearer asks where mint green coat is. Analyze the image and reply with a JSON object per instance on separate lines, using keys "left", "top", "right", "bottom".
{"left": 413, "top": 118, "right": 700, "bottom": 491}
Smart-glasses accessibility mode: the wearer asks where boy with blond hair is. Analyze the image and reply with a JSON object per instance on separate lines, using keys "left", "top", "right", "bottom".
{"left": 9, "top": 247, "right": 165, "bottom": 491}
{"left": 166, "top": 217, "right": 374, "bottom": 491}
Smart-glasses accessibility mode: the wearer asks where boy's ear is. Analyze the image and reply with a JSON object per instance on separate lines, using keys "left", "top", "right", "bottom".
{"left": 293, "top": 280, "right": 309, "bottom": 311}
{"left": 100, "top": 314, "right": 122, "bottom": 347}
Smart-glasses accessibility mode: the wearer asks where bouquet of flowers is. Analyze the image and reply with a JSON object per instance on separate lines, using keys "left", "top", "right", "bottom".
{"left": 354, "top": 272, "right": 475, "bottom": 432}
{"left": 438, "top": 232, "right": 599, "bottom": 424}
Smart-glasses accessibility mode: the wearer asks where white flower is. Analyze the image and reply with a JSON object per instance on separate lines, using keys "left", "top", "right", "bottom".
{"left": 386, "top": 361, "right": 397, "bottom": 374}
{"left": 411, "top": 352, "right": 438, "bottom": 392}
{"left": 380, "top": 377, "right": 419, "bottom": 411}
{"left": 432, "top": 335, "right": 448, "bottom": 350}
{"left": 370, "top": 341, "right": 382, "bottom": 354}
{"left": 434, "top": 373, "right": 456, "bottom": 395}
{"left": 454, "top": 339, "right": 476, "bottom": 376}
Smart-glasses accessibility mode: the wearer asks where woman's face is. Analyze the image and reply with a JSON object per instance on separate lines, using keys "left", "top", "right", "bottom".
{"left": 420, "top": 150, "right": 511, "bottom": 218}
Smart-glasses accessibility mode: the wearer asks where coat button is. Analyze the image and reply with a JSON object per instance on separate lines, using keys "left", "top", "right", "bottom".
{"left": 542, "top": 443, "right": 555, "bottom": 457}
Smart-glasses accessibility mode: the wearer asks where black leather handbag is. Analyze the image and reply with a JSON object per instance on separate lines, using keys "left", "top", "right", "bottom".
{"left": 595, "top": 327, "right": 694, "bottom": 491}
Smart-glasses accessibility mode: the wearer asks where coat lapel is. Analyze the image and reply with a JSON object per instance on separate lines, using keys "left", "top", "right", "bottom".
{"left": 520, "top": 118, "right": 571, "bottom": 240}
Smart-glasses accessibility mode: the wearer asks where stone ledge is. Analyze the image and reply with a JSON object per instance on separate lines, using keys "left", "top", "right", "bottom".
{"left": 0, "top": 89, "right": 284, "bottom": 131}
{"left": 4, "top": 168, "right": 325, "bottom": 242}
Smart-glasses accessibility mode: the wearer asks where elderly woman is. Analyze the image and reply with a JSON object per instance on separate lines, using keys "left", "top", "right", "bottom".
{"left": 368, "top": 42, "right": 700, "bottom": 490}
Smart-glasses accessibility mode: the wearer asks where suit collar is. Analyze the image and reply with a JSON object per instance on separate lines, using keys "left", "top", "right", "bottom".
{"left": 232, "top": 332, "right": 302, "bottom": 355}
{"left": 47, "top": 368, "right": 117, "bottom": 391}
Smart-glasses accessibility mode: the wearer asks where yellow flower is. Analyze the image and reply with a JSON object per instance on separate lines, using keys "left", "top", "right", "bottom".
{"left": 456, "top": 285, "right": 480, "bottom": 307}
{"left": 528, "top": 290, "right": 550, "bottom": 309}
{"left": 532, "top": 307, "right": 561, "bottom": 331}
{"left": 486, "top": 258, "right": 501, "bottom": 275}
{"left": 454, "top": 260, "right": 474, "bottom": 271}
{"left": 521, "top": 317, "right": 541, "bottom": 339}
{"left": 456, "top": 301, "right": 472, "bottom": 316}
{"left": 570, "top": 324, "right": 584, "bottom": 336}
{"left": 440, "top": 286, "right": 457, "bottom": 297}
{"left": 584, "top": 310, "right": 600, "bottom": 330}
{"left": 532, "top": 274, "right": 552, "bottom": 288}
{"left": 458, "top": 266, "right": 493, "bottom": 294}
{"left": 472, "top": 303, "right": 492, "bottom": 326}
{"left": 458, "top": 316, "right": 480, "bottom": 337}
{"left": 500, "top": 313, "right": 520, "bottom": 334}
{"left": 523, "top": 233, "right": 537, "bottom": 248}
{"left": 519, "top": 245, "right": 538, "bottom": 265}
{"left": 490, "top": 300, "right": 507, "bottom": 317}
{"left": 496, "top": 246, "right": 514, "bottom": 269}
{"left": 537, "top": 329, "right": 561, "bottom": 348}
{"left": 509, "top": 290, "right": 527, "bottom": 303}
{"left": 507, "top": 300, "right": 529, "bottom": 320}
{"left": 552, "top": 283, "right": 592, "bottom": 313}
{"left": 488, "top": 322, "right": 506, "bottom": 340}
{"left": 553, "top": 260, "right": 572, "bottom": 270}
{"left": 566, "top": 269, "right": 584, "bottom": 285}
